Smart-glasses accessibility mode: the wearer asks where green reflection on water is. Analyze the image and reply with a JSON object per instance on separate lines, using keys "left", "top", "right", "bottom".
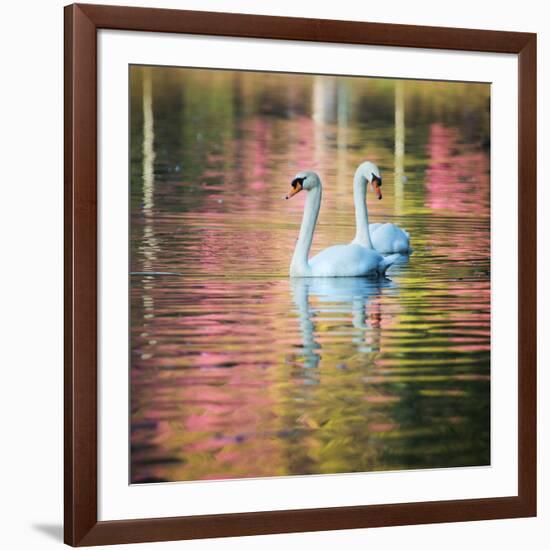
{"left": 130, "top": 66, "right": 490, "bottom": 483}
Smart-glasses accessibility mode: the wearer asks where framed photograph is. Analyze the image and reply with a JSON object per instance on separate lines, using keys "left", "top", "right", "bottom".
{"left": 64, "top": 3, "right": 537, "bottom": 546}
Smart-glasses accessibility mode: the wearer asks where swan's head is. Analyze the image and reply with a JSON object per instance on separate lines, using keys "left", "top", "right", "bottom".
{"left": 285, "top": 171, "right": 320, "bottom": 199}
{"left": 357, "top": 161, "right": 383, "bottom": 200}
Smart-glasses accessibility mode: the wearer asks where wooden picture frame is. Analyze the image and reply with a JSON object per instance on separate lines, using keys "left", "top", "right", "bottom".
{"left": 64, "top": 3, "right": 537, "bottom": 546}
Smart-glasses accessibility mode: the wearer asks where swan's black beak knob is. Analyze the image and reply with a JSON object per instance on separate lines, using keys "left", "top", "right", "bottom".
{"left": 373, "top": 181, "right": 382, "bottom": 200}
{"left": 371, "top": 175, "right": 382, "bottom": 200}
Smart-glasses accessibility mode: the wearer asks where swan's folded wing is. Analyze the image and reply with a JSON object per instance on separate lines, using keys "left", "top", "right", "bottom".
{"left": 309, "top": 244, "right": 384, "bottom": 277}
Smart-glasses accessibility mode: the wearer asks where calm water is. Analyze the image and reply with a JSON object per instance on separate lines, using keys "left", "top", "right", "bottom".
{"left": 130, "top": 67, "right": 491, "bottom": 483}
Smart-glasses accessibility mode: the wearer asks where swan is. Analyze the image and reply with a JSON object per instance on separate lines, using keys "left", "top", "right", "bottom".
{"left": 351, "top": 161, "right": 411, "bottom": 254}
{"left": 285, "top": 171, "right": 399, "bottom": 277}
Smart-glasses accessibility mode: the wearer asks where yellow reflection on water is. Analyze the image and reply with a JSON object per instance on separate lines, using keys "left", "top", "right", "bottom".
{"left": 129, "top": 66, "right": 491, "bottom": 483}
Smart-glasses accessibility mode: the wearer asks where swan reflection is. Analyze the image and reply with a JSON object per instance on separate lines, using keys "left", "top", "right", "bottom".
{"left": 290, "top": 275, "right": 400, "bottom": 369}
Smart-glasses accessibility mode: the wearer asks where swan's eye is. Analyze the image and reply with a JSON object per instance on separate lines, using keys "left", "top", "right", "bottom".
{"left": 372, "top": 174, "right": 382, "bottom": 187}
{"left": 291, "top": 177, "right": 305, "bottom": 188}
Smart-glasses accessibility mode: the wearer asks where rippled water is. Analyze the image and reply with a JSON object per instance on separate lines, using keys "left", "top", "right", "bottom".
{"left": 130, "top": 67, "right": 490, "bottom": 483}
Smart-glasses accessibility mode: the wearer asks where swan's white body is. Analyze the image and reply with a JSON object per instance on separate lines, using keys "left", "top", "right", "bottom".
{"left": 287, "top": 172, "right": 399, "bottom": 278}
{"left": 369, "top": 222, "right": 410, "bottom": 254}
{"left": 307, "top": 243, "right": 396, "bottom": 277}
{"left": 351, "top": 161, "right": 411, "bottom": 254}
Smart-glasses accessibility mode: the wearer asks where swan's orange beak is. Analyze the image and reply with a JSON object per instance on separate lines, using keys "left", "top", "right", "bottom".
{"left": 371, "top": 180, "right": 382, "bottom": 200}
{"left": 285, "top": 181, "right": 303, "bottom": 200}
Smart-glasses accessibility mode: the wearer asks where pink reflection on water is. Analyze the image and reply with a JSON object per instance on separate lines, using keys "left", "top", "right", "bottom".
{"left": 250, "top": 119, "right": 268, "bottom": 184}
{"left": 130, "top": 73, "right": 492, "bottom": 482}
{"left": 426, "top": 123, "right": 489, "bottom": 215}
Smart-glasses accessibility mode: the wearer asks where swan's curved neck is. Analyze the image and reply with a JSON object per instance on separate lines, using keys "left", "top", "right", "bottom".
{"left": 290, "top": 184, "right": 322, "bottom": 276}
{"left": 353, "top": 169, "right": 373, "bottom": 248}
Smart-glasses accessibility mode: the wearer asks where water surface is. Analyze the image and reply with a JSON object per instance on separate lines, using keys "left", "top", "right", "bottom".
{"left": 130, "top": 67, "right": 490, "bottom": 483}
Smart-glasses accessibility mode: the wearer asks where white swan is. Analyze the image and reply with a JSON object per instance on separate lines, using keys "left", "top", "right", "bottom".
{"left": 351, "top": 161, "right": 411, "bottom": 254}
{"left": 285, "top": 171, "right": 399, "bottom": 277}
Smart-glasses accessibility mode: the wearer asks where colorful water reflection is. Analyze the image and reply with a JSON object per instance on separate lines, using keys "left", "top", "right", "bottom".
{"left": 130, "top": 67, "right": 490, "bottom": 483}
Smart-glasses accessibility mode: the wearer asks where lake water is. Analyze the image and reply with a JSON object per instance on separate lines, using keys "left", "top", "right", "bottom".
{"left": 130, "top": 67, "right": 491, "bottom": 483}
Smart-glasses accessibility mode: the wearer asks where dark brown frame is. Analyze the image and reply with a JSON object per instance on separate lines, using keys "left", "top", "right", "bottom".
{"left": 64, "top": 3, "right": 537, "bottom": 546}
